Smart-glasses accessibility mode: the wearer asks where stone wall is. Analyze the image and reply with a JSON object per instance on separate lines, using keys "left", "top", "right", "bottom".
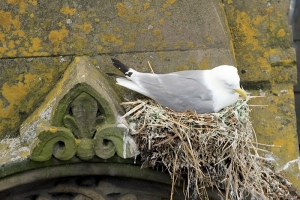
{"left": 0, "top": 0, "right": 299, "bottom": 193}
{"left": 223, "top": 0, "right": 299, "bottom": 189}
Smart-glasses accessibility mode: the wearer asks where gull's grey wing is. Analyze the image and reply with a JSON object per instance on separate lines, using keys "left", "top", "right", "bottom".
{"left": 131, "top": 70, "right": 215, "bottom": 113}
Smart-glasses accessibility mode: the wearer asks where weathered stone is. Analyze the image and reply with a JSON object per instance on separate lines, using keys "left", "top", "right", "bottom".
{"left": 63, "top": 92, "right": 104, "bottom": 139}
{"left": 76, "top": 138, "right": 95, "bottom": 160}
{"left": 248, "top": 84, "right": 298, "bottom": 165}
{"left": 0, "top": 56, "right": 72, "bottom": 139}
{"left": 0, "top": 0, "right": 236, "bottom": 140}
{"left": 94, "top": 124, "right": 138, "bottom": 159}
{"left": 223, "top": 0, "right": 299, "bottom": 190}
{"left": 223, "top": 0, "right": 296, "bottom": 84}
{"left": 20, "top": 57, "right": 123, "bottom": 144}
{"left": 30, "top": 126, "right": 76, "bottom": 161}
{"left": 0, "top": 0, "right": 234, "bottom": 60}
{"left": 0, "top": 138, "right": 29, "bottom": 166}
{"left": 0, "top": 0, "right": 298, "bottom": 196}
{"left": 18, "top": 57, "right": 139, "bottom": 162}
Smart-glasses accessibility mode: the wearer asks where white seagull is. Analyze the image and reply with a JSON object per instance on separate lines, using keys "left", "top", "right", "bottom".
{"left": 107, "top": 58, "right": 247, "bottom": 114}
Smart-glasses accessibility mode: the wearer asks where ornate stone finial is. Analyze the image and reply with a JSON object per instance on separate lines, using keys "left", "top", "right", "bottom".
{"left": 19, "top": 57, "right": 139, "bottom": 162}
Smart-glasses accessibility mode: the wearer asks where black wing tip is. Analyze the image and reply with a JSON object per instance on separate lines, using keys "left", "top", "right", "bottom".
{"left": 110, "top": 57, "right": 130, "bottom": 75}
{"left": 111, "top": 57, "right": 118, "bottom": 63}
{"left": 110, "top": 57, "right": 123, "bottom": 65}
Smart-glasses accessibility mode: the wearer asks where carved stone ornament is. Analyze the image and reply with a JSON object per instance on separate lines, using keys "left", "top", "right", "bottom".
{"left": 19, "top": 57, "right": 139, "bottom": 162}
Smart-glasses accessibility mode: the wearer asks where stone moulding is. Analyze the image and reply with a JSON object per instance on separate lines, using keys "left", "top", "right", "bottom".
{"left": 19, "top": 56, "right": 139, "bottom": 162}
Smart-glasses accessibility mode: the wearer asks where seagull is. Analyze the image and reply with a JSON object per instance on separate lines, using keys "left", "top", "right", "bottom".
{"left": 107, "top": 58, "right": 247, "bottom": 114}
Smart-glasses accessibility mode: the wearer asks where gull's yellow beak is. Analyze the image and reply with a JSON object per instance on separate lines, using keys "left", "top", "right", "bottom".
{"left": 234, "top": 88, "right": 247, "bottom": 98}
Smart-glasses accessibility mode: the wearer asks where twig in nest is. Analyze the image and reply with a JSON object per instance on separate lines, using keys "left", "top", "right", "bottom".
{"left": 153, "top": 134, "right": 179, "bottom": 147}
{"left": 148, "top": 61, "right": 155, "bottom": 74}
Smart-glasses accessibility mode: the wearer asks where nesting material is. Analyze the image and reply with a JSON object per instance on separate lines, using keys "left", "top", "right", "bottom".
{"left": 122, "top": 98, "right": 299, "bottom": 200}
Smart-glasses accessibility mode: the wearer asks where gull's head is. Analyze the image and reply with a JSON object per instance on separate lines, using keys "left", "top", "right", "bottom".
{"left": 211, "top": 65, "right": 247, "bottom": 98}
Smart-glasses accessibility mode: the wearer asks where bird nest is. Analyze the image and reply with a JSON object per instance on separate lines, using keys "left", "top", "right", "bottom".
{"left": 121, "top": 98, "right": 299, "bottom": 200}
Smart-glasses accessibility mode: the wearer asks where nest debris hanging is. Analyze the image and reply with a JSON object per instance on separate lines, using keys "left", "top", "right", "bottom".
{"left": 121, "top": 98, "right": 299, "bottom": 200}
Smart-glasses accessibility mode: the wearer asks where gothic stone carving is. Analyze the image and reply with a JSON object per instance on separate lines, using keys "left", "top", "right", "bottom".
{"left": 19, "top": 57, "right": 138, "bottom": 162}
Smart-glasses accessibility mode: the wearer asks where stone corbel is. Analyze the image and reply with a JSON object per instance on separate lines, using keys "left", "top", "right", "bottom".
{"left": 20, "top": 57, "right": 138, "bottom": 162}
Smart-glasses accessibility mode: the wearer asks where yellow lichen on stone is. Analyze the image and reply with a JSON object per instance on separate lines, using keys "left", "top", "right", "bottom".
{"left": 12, "top": 29, "right": 25, "bottom": 37}
{"left": 0, "top": 73, "right": 40, "bottom": 134}
{"left": 197, "top": 55, "right": 211, "bottom": 69}
{"left": 173, "top": 40, "right": 184, "bottom": 49}
{"left": 7, "top": 0, "right": 28, "bottom": 14}
{"left": 21, "top": 151, "right": 29, "bottom": 158}
{"left": 6, "top": 49, "right": 17, "bottom": 57}
{"left": 128, "top": 13, "right": 144, "bottom": 23}
{"left": 2, "top": 77, "right": 31, "bottom": 105}
{"left": 143, "top": 2, "right": 150, "bottom": 10}
{"left": 0, "top": 58, "right": 69, "bottom": 136}
{"left": 29, "top": 0, "right": 37, "bottom": 6}
{"left": 277, "top": 29, "right": 286, "bottom": 37}
{"left": 153, "top": 28, "right": 163, "bottom": 40}
{"left": 122, "top": 42, "right": 135, "bottom": 52}
{"left": 48, "top": 29, "right": 69, "bottom": 53}
{"left": 116, "top": 3, "right": 126, "bottom": 17}
{"left": 273, "top": 134, "right": 298, "bottom": 160}
{"left": 49, "top": 127, "right": 57, "bottom": 133}
{"left": 0, "top": 10, "right": 20, "bottom": 32}
{"left": 76, "top": 22, "right": 93, "bottom": 34}
{"left": 97, "top": 45, "right": 103, "bottom": 51}
{"left": 166, "top": 0, "right": 176, "bottom": 5}
{"left": 152, "top": 41, "right": 167, "bottom": 50}
{"left": 252, "top": 15, "right": 267, "bottom": 25}
{"left": 0, "top": 33, "right": 5, "bottom": 44}
{"left": 249, "top": 84, "right": 298, "bottom": 165}
{"left": 159, "top": 18, "right": 164, "bottom": 25}
{"left": 164, "top": 11, "right": 172, "bottom": 16}
{"left": 29, "top": 38, "right": 42, "bottom": 53}
{"left": 69, "top": 35, "right": 88, "bottom": 54}
{"left": 224, "top": 5, "right": 281, "bottom": 82}
{"left": 235, "top": 11, "right": 262, "bottom": 51}
{"left": 0, "top": 47, "right": 7, "bottom": 54}
{"left": 60, "top": 6, "right": 77, "bottom": 15}
{"left": 204, "top": 34, "right": 212, "bottom": 42}
{"left": 116, "top": 2, "right": 145, "bottom": 23}
{"left": 8, "top": 40, "right": 15, "bottom": 49}
{"left": 75, "top": 139, "right": 81, "bottom": 145}
{"left": 100, "top": 33, "right": 123, "bottom": 46}
{"left": 176, "top": 65, "right": 191, "bottom": 71}
{"left": 146, "top": 9, "right": 155, "bottom": 18}
{"left": 162, "top": 3, "right": 169, "bottom": 9}
{"left": 186, "top": 42, "right": 194, "bottom": 48}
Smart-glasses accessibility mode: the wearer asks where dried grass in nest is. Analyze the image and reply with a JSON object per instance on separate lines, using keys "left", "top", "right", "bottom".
{"left": 121, "top": 98, "right": 299, "bottom": 200}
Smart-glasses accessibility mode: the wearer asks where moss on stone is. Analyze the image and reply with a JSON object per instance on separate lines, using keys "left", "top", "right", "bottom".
{"left": 31, "top": 126, "right": 76, "bottom": 161}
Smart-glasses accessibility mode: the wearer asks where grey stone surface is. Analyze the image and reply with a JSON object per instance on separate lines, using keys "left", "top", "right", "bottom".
{"left": 0, "top": 0, "right": 235, "bottom": 62}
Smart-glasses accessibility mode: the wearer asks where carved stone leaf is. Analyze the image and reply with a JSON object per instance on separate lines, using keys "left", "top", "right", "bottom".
{"left": 30, "top": 126, "right": 76, "bottom": 161}
{"left": 63, "top": 114, "right": 81, "bottom": 139}
{"left": 94, "top": 125, "right": 125, "bottom": 159}
{"left": 94, "top": 124, "right": 138, "bottom": 159}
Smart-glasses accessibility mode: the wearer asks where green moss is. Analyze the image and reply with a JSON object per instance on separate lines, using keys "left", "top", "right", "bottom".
{"left": 31, "top": 126, "right": 76, "bottom": 161}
